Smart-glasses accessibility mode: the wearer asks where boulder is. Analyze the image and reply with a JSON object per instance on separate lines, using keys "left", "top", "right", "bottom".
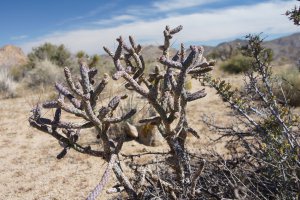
{"left": 124, "top": 122, "right": 139, "bottom": 138}
{"left": 0, "top": 45, "right": 27, "bottom": 68}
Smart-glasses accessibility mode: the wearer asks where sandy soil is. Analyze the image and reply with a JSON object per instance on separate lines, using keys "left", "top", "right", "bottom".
{"left": 0, "top": 78, "right": 237, "bottom": 200}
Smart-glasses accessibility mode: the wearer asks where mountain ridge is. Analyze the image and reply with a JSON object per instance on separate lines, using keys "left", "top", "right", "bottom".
{"left": 1, "top": 32, "right": 299, "bottom": 69}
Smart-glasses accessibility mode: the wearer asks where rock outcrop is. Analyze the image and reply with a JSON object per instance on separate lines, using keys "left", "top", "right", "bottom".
{"left": 0, "top": 45, "right": 27, "bottom": 68}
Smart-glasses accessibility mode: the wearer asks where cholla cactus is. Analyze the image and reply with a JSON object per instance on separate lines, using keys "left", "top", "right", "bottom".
{"left": 104, "top": 25, "right": 215, "bottom": 197}
{"left": 29, "top": 25, "right": 215, "bottom": 199}
{"left": 29, "top": 61, "right": 138, "bottom": 199}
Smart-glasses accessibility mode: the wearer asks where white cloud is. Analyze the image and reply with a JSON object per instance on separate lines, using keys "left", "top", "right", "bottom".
{"left": 11, "top": 35, "right": 28, "bottom": 40}
{"left": 20, "top": 1, "right": 299, "bottom": 54}
{"left": 153, "top": 0, "right": 221, "bottom": 11}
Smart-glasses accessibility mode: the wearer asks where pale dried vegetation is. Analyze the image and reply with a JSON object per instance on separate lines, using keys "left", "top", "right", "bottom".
{"left": 0, "top": 67, "right": 18, "bottom": 98}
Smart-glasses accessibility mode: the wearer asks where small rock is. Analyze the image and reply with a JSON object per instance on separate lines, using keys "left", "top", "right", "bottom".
{"left": 138, "top": 123, "right": 163, "bottom": 146}
{"left": 125, "top": 122, "right": 139, "bottom": 138}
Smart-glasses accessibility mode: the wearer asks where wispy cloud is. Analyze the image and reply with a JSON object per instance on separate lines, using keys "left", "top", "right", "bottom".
{"left": 153, "top": 0, "right": 222, "bottom": 11}
{"left": 20, "top": 1, "right": 298, "bottom": 54}
{"left": 92, "top": 15, "right": 137, "bottom": 25}
{"left": 10, "top": 35, "right": 28, "bottom": 40}
{"left": 57, "top": 3, "right": 117, "bottom": 26}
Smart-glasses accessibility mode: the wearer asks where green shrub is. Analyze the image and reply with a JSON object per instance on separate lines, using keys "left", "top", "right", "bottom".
{"left": 220, "top": 54, "right": 253, "bottom": 73}
{"left": 76, "top": 50, "right": 101, "bottom": 68}
{"left": 76, "top": 50, "right": 88, "bottom": 59}
{"left": 23, "top": 59, "right": 63, "bottom": 89}
{"left": 27, "top": 43, "right": 71, "bottom": 68}
{"left": 0, "top": 68, "right": 18, "bottom": 98}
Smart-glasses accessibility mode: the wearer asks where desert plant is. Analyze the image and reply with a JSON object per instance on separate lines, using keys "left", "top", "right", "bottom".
{"left": 104, "top": 24, "right": 216, "bottom": 196}
{"left": 76, "top": 50, "right": 88, "bottom": 59}
{"left": 29, "top": 25, "right": 216, "bottom": 199}
{"left": 207, "top": 44, "right": 236, "bottom": 61}
{"left": 204, "top": 34, "right": 300, "bottom": 199}
{"left": 24, "top": 59, "right": 64, "bottom": 89}
{"left": 29, "top": 61, "right": 138, "bottom": 198}
{"left": 27, "top": 43, "right": 71, "bottom": 68}
{"left": 272, "top": 67, "right": 300, "bottom": 107}
{"left": 220, "top": 53, "right": 254, "bottom": 74}
{"left": 76, "top": 51, "right": 101, "bottom": 68}
{"left": 0, "top": 68, "right": 17, "bottom": 98}
{"left": 285, "top": 0, "right": 300, "bottom": 26}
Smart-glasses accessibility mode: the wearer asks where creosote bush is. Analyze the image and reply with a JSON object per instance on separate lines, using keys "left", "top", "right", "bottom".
{"left": 0, "top": 68, "right": 18, "bottom": 98}
{"left": 220, "top": 53, "right": 253, "bottom": 74}
{"left": 27, "top": 43, "right": 71, "bottom": 68}
{"left": 205, "top": 34, "right": 300, "bottom": 199}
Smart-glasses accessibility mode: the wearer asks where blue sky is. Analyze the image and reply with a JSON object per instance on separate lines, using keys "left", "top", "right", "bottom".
{"left": 1, "top": 0, "right": 299, "bottom": 54}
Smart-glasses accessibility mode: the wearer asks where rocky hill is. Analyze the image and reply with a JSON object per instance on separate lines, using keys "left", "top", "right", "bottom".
{"left": 109, "top": 32, "right": 300, "bottom": 65}
{"left": 208, "top": 32, "right": 300, "bottom": 64}
{"left": 0, "top": 45, "right": 27, "bottom": 68}
{"left": 264, "top": 32, "right": 300, "bottom": 63}
{"left": 1, "top": 32, "right": 298, "bottom": 71}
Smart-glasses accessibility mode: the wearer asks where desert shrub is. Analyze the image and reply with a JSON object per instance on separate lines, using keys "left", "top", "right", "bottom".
{"left": 9, "top": 63, "right": 33, "bottom": 81}
{"left": 89, "top": 55, "right": 101, "bottom": 68}
{"left": 27, "top": 43, "right": 71, "bottom": 68}
{"left": 0, "top": 68, "right": 18, "bottom": 98}
{"left": 24, "top": 59, "right": 63, "bottom": 89}
{"left": 207, "top": 34, "right": 300, "bottom": 199}
{"left": 76, "top": 50, "right": 101, "bottom": 68}
{"left": 76, "top": 50, "right": 88, "bottom": 59}
{"left": 275, "top": 67, "right": 300, "bottom": 107}
{"left": 285, "top": 0, "right": 300, "bottom": 26}
{"left": 207, "top": 44, "right": 237, "bottom": 61}
{"left": 220, "top": 54, "right": 253, "bottom": 73}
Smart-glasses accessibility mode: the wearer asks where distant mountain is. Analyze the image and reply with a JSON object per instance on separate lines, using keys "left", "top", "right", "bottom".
{"left": 264, "top": 33, "right": 300, "bottom": 63}
{"left": 206, "top": 33, "right": 300, "bottom": 64}
{"left": 0, "top": 45, "right": 27, "bottom": 68}
{"left": 2, "top": 32, "right": 298, "bottom": 71}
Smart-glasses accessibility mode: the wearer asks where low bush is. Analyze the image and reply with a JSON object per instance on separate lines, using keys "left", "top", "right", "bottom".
{"left": 0, "top": 68, "right": 18, "bottom": 98}
{"left": 220, "top": 54, "right": 253, "bottom": 73}
{"left": 27, "top": 43, "right": 71, "bottom": 68}
{"left": 208, "top": 34, "right": 299, "bottom": 199}
{"left": 23, "top": 59, "right": 63, "bottom": 89}
{"left": 9, "top": 64, "right": 31, "bottom": 81}
{"left": 275, "top": 67, "right": 300, "bottom": 107}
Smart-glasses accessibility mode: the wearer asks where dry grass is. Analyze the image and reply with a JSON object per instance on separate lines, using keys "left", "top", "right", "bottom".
{"left": 0, "top": 68, "right": 18, "bottom": 98}
{"left": 0, "top": 77, "right": 236, "bottom": 199}
{"left": 2, "top": 71, "right": 298, "bottom": 199}
{"left": 23, "top": 59, "right": 64, "bottom": 89}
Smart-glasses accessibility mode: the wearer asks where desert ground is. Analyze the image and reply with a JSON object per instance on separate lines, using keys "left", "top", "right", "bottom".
{"left": 0, "top": 73, "right": 240, "bottom": 200}
{"left": 1, "top": 65, "right": 299, "bottom": 200}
